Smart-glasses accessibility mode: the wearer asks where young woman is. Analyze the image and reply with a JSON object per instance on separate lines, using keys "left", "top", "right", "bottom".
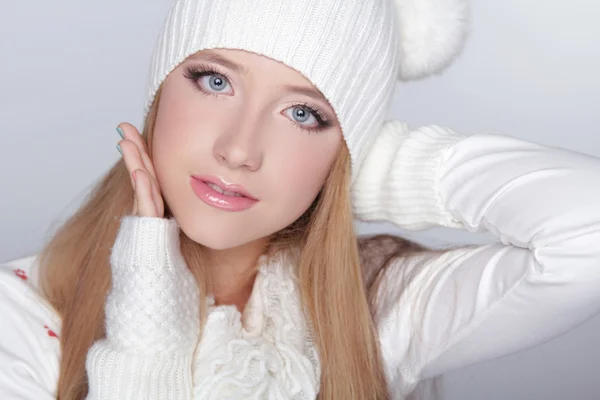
{"left": 1, "top": 0, "right": 599, "bottom": 399}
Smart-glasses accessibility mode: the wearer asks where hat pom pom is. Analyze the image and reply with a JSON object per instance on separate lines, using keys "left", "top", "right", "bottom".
{"left": 394, "top": 0, "right": 470, "bottom": 81}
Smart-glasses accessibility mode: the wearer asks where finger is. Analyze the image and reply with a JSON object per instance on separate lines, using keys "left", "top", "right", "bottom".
{"left": 117, "top": 123, "right": 158, "bottom": 181}
{"left": 120, "top": 139, "right": 147, "bottom": 189}
{"left": 119, "top": 140, "right": 164, "bottom": 217}
{"left": 132, "top": 171, "right": 138, "bottom": 216}
{"left": 132, "top": 192, "right": 138, "bottom": 216}
{"left": 149, "top": 178, "right": 165, "bottom": 217}
{"left": 118, "top": 129, "right": 161, "bottom": 202}
{"left": 133, "top": 169, "right": 158, "bottom": 217}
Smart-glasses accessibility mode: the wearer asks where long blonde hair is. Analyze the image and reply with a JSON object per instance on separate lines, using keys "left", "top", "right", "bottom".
{"left": 39, "top": 85, "right": 417, "bottom": 399}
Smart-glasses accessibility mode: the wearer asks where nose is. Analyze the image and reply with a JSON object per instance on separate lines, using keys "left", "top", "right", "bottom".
{"left": 213, "top": 114, "right": 264, "bottom": 171}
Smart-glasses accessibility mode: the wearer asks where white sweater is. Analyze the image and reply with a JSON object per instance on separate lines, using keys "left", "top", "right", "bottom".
{"left": 1, "top": 125, "right": 600, "bottom": 399}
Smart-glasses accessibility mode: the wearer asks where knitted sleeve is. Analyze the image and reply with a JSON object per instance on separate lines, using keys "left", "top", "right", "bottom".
{"left": 85, "top": 216, "right": 199, "bottom": 400}
{"left": 353, "top": 124, "right": 600, "bottom": 391}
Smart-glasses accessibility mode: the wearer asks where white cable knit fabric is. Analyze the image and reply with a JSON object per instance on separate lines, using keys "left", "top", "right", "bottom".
{"left": 86, "top": 217, "right": 200, "bottom": 399}
{"left": 193, "top": 254, "right": 320, "bottom": 399}
{"left": 105, "top": 217, "right": 200, "bottom": 353}
{"left": 352, "top": 121, "right": 465, "bottom": 230}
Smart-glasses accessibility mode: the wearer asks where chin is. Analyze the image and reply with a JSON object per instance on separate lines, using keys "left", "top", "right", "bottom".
{"left": 174, "top": 211, "right": 266, "bottom": 251}
{"left": 179, "top": 222, "right": 243, "bottom": 250}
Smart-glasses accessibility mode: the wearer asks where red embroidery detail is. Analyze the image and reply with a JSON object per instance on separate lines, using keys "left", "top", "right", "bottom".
{"left": 44, "top": 325, "right": 59, "bottom": 339}
{"left": 14, "top": 269, "right": 27, "bottom": 281}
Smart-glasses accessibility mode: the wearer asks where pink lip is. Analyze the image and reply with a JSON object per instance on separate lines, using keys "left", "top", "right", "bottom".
{"left": 190, "top": 175, "right": 258, "bottom": 212}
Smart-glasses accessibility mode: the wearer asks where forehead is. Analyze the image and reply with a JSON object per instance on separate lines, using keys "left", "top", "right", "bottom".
{"left": 193, "top": 49, "right": 303, "bottom": 76}
{"left": 188, "top": 49, "right": 326, "bottom": 97}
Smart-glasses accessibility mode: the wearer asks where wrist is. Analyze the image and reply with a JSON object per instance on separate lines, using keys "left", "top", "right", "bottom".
{"left": 110, "top": 216, "right": 181, "bottom": 271}
{"left": 106, "top": 216, "right": 200, "bottom": 352}
{"left": 352, "top": 123, "right": 465, "bottom": 230}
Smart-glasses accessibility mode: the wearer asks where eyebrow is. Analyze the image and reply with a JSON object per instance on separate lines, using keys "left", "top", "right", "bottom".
{"left": 191, "top": 51, "right": 329, "bottom": 104}
{"left": 278, "top": 84, "right": 329, "bottom": 104}
{"left": 190, "top": 50, "right": 251, "bottom": 76}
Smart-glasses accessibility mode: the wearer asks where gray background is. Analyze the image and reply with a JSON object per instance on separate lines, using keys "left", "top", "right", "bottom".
{"left": 1, "top": 1, "right": 599, "bottom": 399}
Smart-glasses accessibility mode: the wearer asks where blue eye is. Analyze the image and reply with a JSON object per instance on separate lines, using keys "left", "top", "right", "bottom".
{"left": 184, "top": 65, "right": 233, "bottom": 95}
{"left": 284, "top": 106, "right": 318, "bottom": 127}
{"left": 199, "top": 74, "right": 232, "bottom": 94}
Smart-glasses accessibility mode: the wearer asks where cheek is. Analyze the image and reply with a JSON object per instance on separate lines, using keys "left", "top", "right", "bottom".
{"left": 151, "top": 78, "right": 226, "bottom": 178}
{"left": 267, "top": 133, "right": 341, "bottom": 218}
{"left": 152, "top": 95, "right": 191, "bottom": 198}
{"left": 152, "top": 70, "right": 236, "bottom": 149}
{"left": 153, "top": 82, "right": 191, "bottom": 158}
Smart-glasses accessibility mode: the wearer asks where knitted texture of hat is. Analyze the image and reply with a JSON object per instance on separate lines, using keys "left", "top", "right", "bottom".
{"left": 144, "top": 0, "right": 468, "bottom": 180}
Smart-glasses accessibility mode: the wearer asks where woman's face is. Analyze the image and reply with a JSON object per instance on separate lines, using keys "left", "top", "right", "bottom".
{"left": 152, "top": 49, "right": 343, "bottom": 250}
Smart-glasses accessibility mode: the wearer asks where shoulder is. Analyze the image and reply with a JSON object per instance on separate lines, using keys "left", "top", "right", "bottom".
{"left": 1, "top": 254, "right": 43, "bottom": 289}
{"left": 0, "top": 255, "right": 60, "bottom": 397}
{"left": 0, "top": 254, "right": 56, "bottom": 314}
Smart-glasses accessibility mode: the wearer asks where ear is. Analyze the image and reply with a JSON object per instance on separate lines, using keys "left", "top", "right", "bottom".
{"left": 394, "top": 0, "right": 470, "bottom": 81}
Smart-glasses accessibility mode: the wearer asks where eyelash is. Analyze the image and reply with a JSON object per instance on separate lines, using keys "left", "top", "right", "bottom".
{"left": 184, "top": 65, "right": 232, "bottom": 98}
{"left": 183, "top": 64, "right": 333, "bottom": 133}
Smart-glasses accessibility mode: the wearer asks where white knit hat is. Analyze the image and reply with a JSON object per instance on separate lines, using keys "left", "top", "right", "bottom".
{"left": 144, "top": 0, "right": 469, "bottom": 180}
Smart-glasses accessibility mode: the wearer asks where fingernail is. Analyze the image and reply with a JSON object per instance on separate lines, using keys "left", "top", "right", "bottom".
{"left": 116, "top": 127, "right": 124, "bottom": 139}
{"left": 116, "top": 144, "right": 122, "bottom": 155}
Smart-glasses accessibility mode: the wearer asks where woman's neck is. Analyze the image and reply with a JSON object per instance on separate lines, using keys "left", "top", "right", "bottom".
{"left": 205, "top": 237, "right": 269, "bottom": 312}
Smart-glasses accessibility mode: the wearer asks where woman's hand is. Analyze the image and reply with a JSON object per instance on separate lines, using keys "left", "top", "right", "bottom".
{"left": 117, "top": 123, "right": 165, "bottom": 218}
